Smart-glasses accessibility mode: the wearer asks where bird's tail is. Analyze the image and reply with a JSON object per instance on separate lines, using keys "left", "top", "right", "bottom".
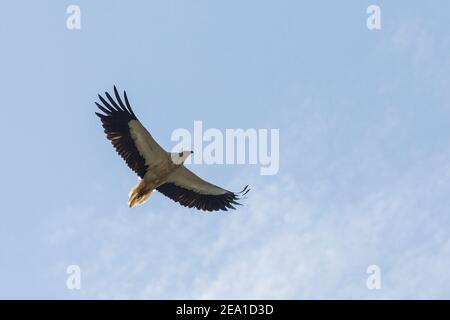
{"left": 128, "top": 179, "right": 152, "bottom": 208}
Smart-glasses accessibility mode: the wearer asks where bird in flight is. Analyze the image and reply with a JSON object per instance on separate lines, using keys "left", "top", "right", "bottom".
{"left": 95, "top": 86, "right": 250, "bottom": 211}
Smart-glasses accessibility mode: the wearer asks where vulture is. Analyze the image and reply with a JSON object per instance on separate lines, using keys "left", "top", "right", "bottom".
{"left": 95, "top": 86, "right": 250, "bottom": 211}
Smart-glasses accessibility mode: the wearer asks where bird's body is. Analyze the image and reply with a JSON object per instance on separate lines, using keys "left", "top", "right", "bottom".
{"left": 127, "top": 162, "right": 172, "bottom": 209}
{"left": 95, "top": 87, "right": 249, "bottom": 212}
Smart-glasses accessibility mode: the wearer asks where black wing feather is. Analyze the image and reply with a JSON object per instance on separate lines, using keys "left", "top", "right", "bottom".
{"left": 95, "top": 86, "right": 148, "bottom": 178}
{"left": 156, "top": 184, "right": 250, "bottom": 212}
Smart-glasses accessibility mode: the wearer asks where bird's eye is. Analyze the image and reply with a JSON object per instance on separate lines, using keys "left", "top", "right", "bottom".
{"left": 179, "top": 152, "right": 183, "bottom": 157}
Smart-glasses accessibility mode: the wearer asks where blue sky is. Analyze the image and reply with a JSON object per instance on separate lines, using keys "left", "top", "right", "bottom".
{"left": 0, "top": 1, "right": 449, "bottom": 299}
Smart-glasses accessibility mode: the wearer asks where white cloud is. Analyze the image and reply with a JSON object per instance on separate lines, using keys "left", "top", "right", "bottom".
{"left": 45, "top": 146, "right": 450, "bottom": 299}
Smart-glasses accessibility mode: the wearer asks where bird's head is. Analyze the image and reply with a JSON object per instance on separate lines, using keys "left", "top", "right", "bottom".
{"left": 171, "top": 150, "right": 194, "bottom": 165}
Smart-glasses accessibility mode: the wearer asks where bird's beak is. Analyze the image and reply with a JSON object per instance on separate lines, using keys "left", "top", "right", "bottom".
{"left": 190, "top": 150, "right": 194, "bottom": 154}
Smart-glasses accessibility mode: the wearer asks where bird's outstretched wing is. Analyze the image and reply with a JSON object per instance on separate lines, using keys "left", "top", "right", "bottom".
{"left": 157, "top": 166, "right": 250, "bottom": 211}
{"left": 95, "top": 86, "right": 167, "bottom": 178}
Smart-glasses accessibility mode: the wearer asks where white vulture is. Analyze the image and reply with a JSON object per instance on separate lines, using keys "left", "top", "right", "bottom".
{"left": 95, "top": 86, "right": 250, "bottom": 211}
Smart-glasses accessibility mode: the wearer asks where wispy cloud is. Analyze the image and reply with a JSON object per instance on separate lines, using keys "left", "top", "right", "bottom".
{"left": 45, "top": 132, "right": 450, "bottom": 299}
